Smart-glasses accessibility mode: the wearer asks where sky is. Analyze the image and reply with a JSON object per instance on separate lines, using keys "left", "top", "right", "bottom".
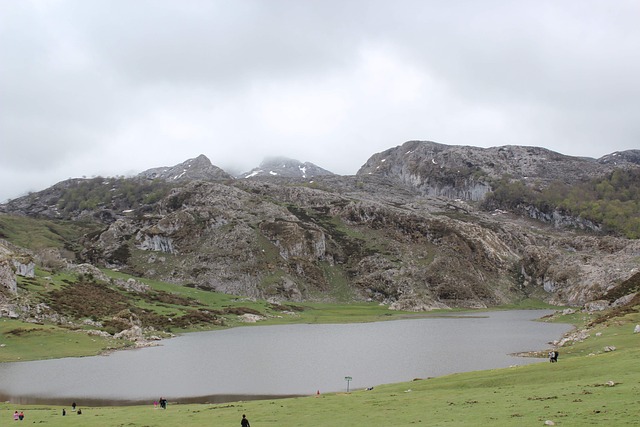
{"left": 1, "top": 0, "right": 639, "bottom": 202}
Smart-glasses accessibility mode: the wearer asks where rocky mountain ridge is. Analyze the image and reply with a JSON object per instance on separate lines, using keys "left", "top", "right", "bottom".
{"left": 357, "top": 141, "right": 640, "bottom": 201}
{"left": 138, "top": 154, "right": 233, "bottom": 182}
{"left": 1, "top": 141, "right": 639, "bottom": 314}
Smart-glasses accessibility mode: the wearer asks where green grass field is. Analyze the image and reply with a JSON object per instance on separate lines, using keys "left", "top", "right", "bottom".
{"left": 1, "top": 308, "right": 638, "bottom": 426}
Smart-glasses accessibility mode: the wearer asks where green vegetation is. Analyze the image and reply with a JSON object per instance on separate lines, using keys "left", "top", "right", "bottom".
{"left": 2, "top": 307, "right": 638, "bottom": 426}
{"left": 4, "top": 268, "right": 441, "bottom": 362}
{"left": 484, "top": 169, "right": 640, "bottom": 238}
{"left": 5, "top": 266, "right": 561, "bottom": 364}
{"left": 0, "top": 214, "right": 97, "bottom": 253}
{"left": 0, "top": 319, "right": 127, "bottom": 362}
{"left": 54, "top": 177, "right": 173, "bottom": 216}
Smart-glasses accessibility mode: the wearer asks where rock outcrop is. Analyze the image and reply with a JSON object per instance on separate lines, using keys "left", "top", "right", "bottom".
{"left": 2, "top": 142, "right": 640, "bottom": 311}
{"left": 357, "top": 141, "right": 639, "bottom": 200}
{"left": 73, "top": 176, "right": 639, "bottom": 308}
{"left": 138, "top": 154, "right": 232, "bottom": 182}
{"left": 0, "top": 240, "right": 35, "bottom": 293}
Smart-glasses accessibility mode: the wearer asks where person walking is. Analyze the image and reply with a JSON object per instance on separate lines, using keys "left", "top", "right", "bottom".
{"left": 241, "top": 413, "right": 251, "bottom": 427}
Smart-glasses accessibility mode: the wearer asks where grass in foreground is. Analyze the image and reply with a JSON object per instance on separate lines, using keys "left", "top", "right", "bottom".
{"left": 2, "top": 309, "right": 638, "bottom": 426}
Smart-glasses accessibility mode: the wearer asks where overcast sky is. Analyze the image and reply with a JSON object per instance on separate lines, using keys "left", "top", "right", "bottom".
{"left": 1, "top": 0, "right": 639, "bottom": 202}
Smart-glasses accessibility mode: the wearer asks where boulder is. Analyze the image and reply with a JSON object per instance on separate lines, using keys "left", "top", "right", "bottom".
{"left": 12, "top": 259, "right": 35, "bottom": 278}
{"left": 612, "top": 293, "right": 637, "bottom": 307}
{"left": 584, "top": 300, "right": 610, "bottom": 312}
{"left": 114, "top": 325, "right": 144, "bottom": 341}
{"left": 0, "top": 258, "right": 17, "bottom": 293}
{"left": 238, "top": 313, "right": 265, "bottom": 323}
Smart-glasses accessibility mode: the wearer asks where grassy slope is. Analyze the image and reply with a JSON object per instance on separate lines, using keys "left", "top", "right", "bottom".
{"left": 1, "top": 309, "right": 638, "bottom": 426}
{"left": 0, "top": 319, "right": 125, "bottom": 361}
{"left": 0, "top": 214, "right": 98, "bottom": 251}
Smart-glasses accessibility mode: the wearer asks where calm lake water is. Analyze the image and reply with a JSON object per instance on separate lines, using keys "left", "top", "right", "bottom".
{"left": 0, "top": 310, "right": 571, "bottom": 405}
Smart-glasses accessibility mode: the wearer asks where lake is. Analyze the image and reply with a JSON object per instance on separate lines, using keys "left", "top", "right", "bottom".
{"left": 0, "top": 310, "right": 571, "bottom": 405}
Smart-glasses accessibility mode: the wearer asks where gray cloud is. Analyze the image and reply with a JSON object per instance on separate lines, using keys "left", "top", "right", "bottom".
{"left": 1, "top": 0, "right": 638, "bottom": 201}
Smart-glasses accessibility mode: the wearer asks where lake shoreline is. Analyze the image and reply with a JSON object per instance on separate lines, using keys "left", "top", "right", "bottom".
{"left": 0, "top": 310, "right": 573, "bottom": 406}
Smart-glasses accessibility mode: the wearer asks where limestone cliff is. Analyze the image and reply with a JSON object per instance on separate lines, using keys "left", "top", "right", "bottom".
{"left": 2, "top": 142, "right": 639, "bottom": 311}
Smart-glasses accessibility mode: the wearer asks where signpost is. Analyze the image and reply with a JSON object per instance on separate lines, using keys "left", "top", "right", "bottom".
{"left": 344, "top": 376, "right": 352, "bottom": 393}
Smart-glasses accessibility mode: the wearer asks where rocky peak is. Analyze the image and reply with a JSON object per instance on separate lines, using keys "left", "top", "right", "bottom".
{"left": 138, "top": 154, "right": 233, "bottom": 182}
{"left": 240, "top": 156, "right": 334, "bottom": 179}
{"left": 598, "top": 150, "right": 640, "bottom": 166}
{"left": 357, "top": 140, "right": 638, "bottom": 200}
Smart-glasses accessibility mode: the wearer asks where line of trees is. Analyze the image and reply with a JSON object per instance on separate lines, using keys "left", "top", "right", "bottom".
{"left": 483, "top": 169, "right": 640, "bottom": 238}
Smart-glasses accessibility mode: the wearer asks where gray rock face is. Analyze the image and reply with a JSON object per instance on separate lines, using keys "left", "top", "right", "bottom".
{"left": 2, "top": 143, "right": 640, "bottom": 311}
{"left": 138, "top": 154, "right": 232, "bottom": 182}
{"left": 0, "top": 258, "right": 17, "bottom": 293}
{"left": 357, "top": 141, "right": 638, "bottom": 200}
{"left": 12, "top": 259, "right": 35, "bottom": 278}
{"left": 584, "top": 300, "right": 610, "bottom": 312}
{"left": 72, "top": 174, "right": 640, "bottom": 308}
{"left": 598, "top": 150, "right": 640, "bottom": 166}
{"left": 0, "top": 240, "right": 35, "bottom": 293}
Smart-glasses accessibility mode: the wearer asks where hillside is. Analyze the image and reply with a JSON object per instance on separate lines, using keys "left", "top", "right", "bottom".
{"left": 1, "top": 142, "right": 639, "bottom": 327}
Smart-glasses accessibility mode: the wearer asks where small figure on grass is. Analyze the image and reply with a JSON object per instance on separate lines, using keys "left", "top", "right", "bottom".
{"left": 241, "top": 413, "right": 251, "bottom": 427}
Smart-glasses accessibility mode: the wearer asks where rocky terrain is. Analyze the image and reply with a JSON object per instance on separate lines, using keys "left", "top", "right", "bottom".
{"left": 358, "top": 141, "right": 640, "bottom": 201}
{"left": 2, "top": 141, "right": 639, "bottom": 316}
{"left": 139, "top": 154, "right": 233, "bottom": 182}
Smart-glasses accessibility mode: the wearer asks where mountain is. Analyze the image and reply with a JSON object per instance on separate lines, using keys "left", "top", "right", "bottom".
{"left": 240, "top": 156, "right": 334, "bottom": 179}
{"left": 1, "top": 141, "right": 639, "bottom": 317}
{"left": 357, "top": 141, "right": 640, "bottom": 201}
{"left": 138, "top": 154, "right": 232, "bottom": 181}
{"left": 598, "top": 150, "right": 640, "bottom": 166}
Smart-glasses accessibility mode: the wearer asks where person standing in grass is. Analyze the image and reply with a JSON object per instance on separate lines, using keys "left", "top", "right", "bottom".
{"left": 241, "top": 414, "right": 250, "bottom": 427}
